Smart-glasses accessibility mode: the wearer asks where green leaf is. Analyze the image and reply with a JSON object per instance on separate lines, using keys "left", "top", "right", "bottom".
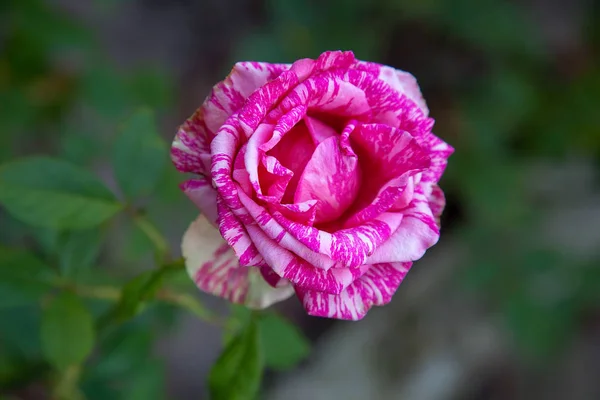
{"left": 0, "top": 247, "right": 53, "bottom": 308}
{"left": 81, "top": 65, "right": 132, "bottom": 120}
{"left": 132, "top": 214, "right": 168, "bottom": 261}
{"left": 58, "top": 228, "right": 104, "bottom": 279}
{"left": 41, "top": 292, "right": 95, "bottom": 371}
{"left": 0, "top": 157, "right": 122, "bottom": 229}
{"left": 115, "top": 271, "right": 162, "bottom": 320}
{"left": 119, "top": 217, "right": 155, "bottom": 263}
{"left": 122, "top": 361, "right": 165, "bottom": 400}
{"left": 209, "top": 317, "right": 264, "bottom": 400}
{"left": 112, "top": 268, "right": 176, "bottom": 322}
{"left": 12, "top": 0, "right": 95, "bottom": 52}
{"left": 59, "top": 129, "right": 103, "bottom": 167}
{"left": 32, "top": 228, "right": 62, "bottom": 256}
{"left": 128, "top": 69, "right": 174, "bottom": 109}
{"left": 259, "top": 313, "right": 310, "bottom": 370}
{"left": 112, "top": 109, "right": 168, "bottom": 200}
{"left": 0, "top": 89, "right": 36, "bottom": 158}
{"left": 162, "top": 264, "right": 195, "bottom": 292}
{"left": 502, "top": 289, "right": 577, "bottom": 360}
{"left": 91, "top": 324, "right": 154, "bottom": 380}
{"left": 84, "top": 347, "right": 164, "bottom": 400}
{"left": 0, "top": 305, "right": 42, "bottom": 359}
{"left": 223, "top": 305, "right": 252, "bottom": 346}
{"left": 0, "top": 212, "right": 31, "bottom": 247}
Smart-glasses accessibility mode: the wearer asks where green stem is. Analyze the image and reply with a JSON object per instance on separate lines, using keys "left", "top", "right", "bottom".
{"left": 75, "top": 284, "right": 120, "bottom": 301}
{"left": 50, "top": 278, "right": 221, "bottom": 326}
{"left": 157, "top": 291, "right": 225, "bottom": 326}
{"left": 49, "top": 277, "right": 120, "bottom": 301}
{"left": 162, "top": 256, "right": 185, "bottom": 270}
{"left": 52, "top": 365, "right": 83, "bottom": 400}
{"left": 132, "top": 213, "right": 169, "bottom": 262}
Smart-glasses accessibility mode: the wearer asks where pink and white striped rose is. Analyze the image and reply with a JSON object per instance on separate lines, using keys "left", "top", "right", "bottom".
{"left": 172, "top": 51, "right": 453, "bottom": 320}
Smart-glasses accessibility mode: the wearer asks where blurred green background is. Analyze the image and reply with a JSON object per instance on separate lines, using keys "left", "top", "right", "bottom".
{"left": 1, "top": 0, "right": 599, "bottom": 399}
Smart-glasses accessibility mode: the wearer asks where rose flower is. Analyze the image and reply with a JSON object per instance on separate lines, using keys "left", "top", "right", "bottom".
{"left": 172, "top": 51, "right": 453, "bottom": 320}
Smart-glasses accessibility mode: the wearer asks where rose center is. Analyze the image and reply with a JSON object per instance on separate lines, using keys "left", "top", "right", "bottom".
{"left": 262, "top": 115, "right": 361, "bottom": 224}
{"left": 266, "top": 119, "right": 316, "bottom": 203}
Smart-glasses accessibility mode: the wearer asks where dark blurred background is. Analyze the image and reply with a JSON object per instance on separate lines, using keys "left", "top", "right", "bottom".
{"left": 1, "top": 0, "right": 600, "bottom": 399}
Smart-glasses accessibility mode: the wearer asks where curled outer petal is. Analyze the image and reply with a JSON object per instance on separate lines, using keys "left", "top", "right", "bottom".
{"left": 297, "top": 262, "right": 413, "bottom": 320}
{"left": 182, "top": 216, "right": 294, "bottom": 309}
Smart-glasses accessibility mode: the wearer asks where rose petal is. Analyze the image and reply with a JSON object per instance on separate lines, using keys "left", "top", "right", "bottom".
{"left": 172, "top": 62, "right": 289, "bottom": 175}
{"left": 203, "top": 62, "right": 291, "bottom": 134}
{"left": 304, "top": 115, "right": 337, "bottom": 145}
{"left": 245, "top": 224, "right": 356, "bottom": 294}
{"left": 212, "top": 52, "right": 362, "bottom": 214}
{"left": 344, "top": 123, "right": 431, "bottom": 227}
{"left": 427, "top": 183, "right": 446, "bottom": 226}
{"left": 272, "top": 211, "right": 404, "bottom": 268}
{"left": 245, "top": 121, "right": 313, "bottom": 203}
{"left": 232, "top": 144, "right": 252, "bottom": 195}
{"left": 216, "top": 196, "right": 266, "bottom": 268}
{"left": 297, "top": 262, "right": 412, "bottom": 320}
{"left": 182, "top": 215, "right": 293, "bottom": 308}
{"left": 390, "top": 176, "right": 415, "bottom": 211}
{"left": 350, "top": 123, "right": 431, "bottom": 180}
{"left": 262, "top": 104, "right": 309, "bottom": 151}
{"left": 245, "top": 123, "right": 276, "bottom": 197}
{"left": 245, "top": 266, "right": 295, "bottom": 308}
{"left": 180, "top": 178, "right": 218, "bottom": 225}
{"left": 295, "top": 135, "right": 361, "bottom": 224}
{"left": 417, "top": 133, "right": 455, "bottom": 184}
{"left": 260, "top": 155, "right": 293, "bottom": 200}
{"left": 235, "top": 51, "right": 356, "bottom": 136}
{"left": 353, "top": 74, "right": 452, "bottom": 187}
{"left": 366, "top": 189, "right": 440, "bottom": 264}
{"left": 171, "top": 114, "right": 212, "bottom": 175}
{"left": 343, "top": 68, "right": 434, "bottom": 136}
{"left": 267, "top": 75, "right": 372, "bottom": 129}
{"left": 259, "top": 265, "right": 286, "bottom": 288}
{"left": 237, "top": 189, "right": 338, "bottom": 271}
{"left": 269, "top": 200, "right": 318, "bottom": 226}
{"left": 361, "top": 62, "right": 429, "bottom": 115}
{"left": 267, "top": 120, "right": 316, "bottom": 202}
{"left": 238, "top": 184, "right": 405, "bottom": 271}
